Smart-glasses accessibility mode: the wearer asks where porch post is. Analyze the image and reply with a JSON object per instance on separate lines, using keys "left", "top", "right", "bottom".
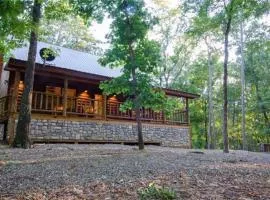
{"left": 103, "top": 94, "right": 107, "bottom": 120}
{"left": 63, "top": 78, "right": 68, "bottom": 116}
{"left": 11, "top": 71, "right": 20, "bottom": 113}
{"left": 185, "top": 97, "right": 189, "bottom": 124}
{"left": 7, "top": 70, "right": 20, "bottom": 144}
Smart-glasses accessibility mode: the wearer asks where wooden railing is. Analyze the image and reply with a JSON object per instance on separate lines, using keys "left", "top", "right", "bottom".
{"left": 165, "top": 110, "right": 188, "bottom": 125}
{"left": 32, "top": 92, "right": 103, "bottom": 118}
{"left": 0, "top": 96, "right": 10, "bottom": 120}
{"left": 106, "top": 101, "right": 188, "bottom": 125}
{"left": 1, "top": 91, "right": 188, "bottom": 125}
{"left": 66, "top": 96, "right": 103, "bottom": 117}
{"left": 32, "top": 92, "right": 63, "bottom": 113}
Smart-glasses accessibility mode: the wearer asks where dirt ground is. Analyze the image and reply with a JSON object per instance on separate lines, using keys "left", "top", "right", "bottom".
{"left": 0, "top": 144, "right": 270, "bottom": 200}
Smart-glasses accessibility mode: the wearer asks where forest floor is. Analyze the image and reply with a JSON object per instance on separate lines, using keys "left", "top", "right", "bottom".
{"left": 0, "top": 144, "right": 270, "bottom": 200}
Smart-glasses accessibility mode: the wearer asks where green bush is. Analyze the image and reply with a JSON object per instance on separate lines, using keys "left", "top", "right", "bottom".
{"left": 138, "top": 183, "right": 176, "bottom": 200}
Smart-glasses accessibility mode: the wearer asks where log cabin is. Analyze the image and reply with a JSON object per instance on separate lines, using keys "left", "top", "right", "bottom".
{"left": 0, "top": 42, "right": 199, "bottom": 147}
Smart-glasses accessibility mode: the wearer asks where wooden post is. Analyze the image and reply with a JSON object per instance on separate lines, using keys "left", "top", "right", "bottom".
{"left": 63, "top": 78, "right": 68, "bottom": 116}
{"left": 185, "top": 97, "right": 189, "bottom": 124}
{"left": 11, "top": 71, "right": 20, "bottom": 113}
{"left": 7, "top": 71, "right": 20, "bottom": 144}
{"left": 103, "top": 94, "right": 107, "bottom": 120}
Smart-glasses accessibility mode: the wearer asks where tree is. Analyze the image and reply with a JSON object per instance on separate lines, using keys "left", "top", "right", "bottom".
{"left": 184, "top": 0, "right": 269, "bottom": 152}
{"left": 222, "top": 0, "right": 236, "bottom": 153}
{"left": 0, "top": 1, "right": 30, "bottom": 57}
{"left": 239, "top": 11, "right": 247, "bottom": 150}
{"left": 12, "top": 0, "right": 72, "bottom": 148}
{"left": 13, "top": 0, "right": 42, "bottom": 148}
{"left": 99, "top": 0, "right": 163, "bottom": 150}
{"left": 11, "top": 0, "right": 107, "bottom": 148}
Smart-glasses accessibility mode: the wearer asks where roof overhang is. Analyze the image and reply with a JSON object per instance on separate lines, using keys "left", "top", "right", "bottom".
{"left": 6, "top": 58, "right": 200, "bottom": 99}
{"left": 6, "top": 58, "right": 112, "bottom": 84}
{"left": 162, "top": 88, "right": 200, "bottom": 99}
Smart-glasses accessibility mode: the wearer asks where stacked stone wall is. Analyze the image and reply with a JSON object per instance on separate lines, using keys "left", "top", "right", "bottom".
{"left": 28, "top": 119, "right": 190, "bottom": 147}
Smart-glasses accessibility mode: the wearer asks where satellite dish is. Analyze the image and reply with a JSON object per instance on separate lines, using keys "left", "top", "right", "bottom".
{"left": 39, "top": 48, "right": 56, "bottom": 62}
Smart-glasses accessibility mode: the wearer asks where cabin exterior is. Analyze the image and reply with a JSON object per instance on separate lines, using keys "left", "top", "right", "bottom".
{"left": 0, "top": 42, "right": 199, "bottom": 147}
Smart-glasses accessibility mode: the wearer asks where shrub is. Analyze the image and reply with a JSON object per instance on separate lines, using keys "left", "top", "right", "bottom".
{"left": 138, "top": 183, "right": 176, "bottom": 200}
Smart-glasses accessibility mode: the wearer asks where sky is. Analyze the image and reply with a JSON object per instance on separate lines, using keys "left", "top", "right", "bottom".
{"left": 90, "top": 0, "right": 269, "bottom": 63}
{"left": 90, "top": 0, "right": 179, "bottom": 42}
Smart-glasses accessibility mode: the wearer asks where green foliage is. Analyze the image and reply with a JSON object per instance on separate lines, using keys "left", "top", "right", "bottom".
{"left": 44, "top": 0, "right": 72, "bottom": 20}
{"left": 0, "top": 0, "right": 30, "bottom": 56}
{"left": 99, "top": 0, "right": 164, "bottom": 112}
{"left": 70, "top": 0, "right": 105, "bottom": 23}
{"left": 0, "top": 0, "right": 73, "bottom": 57}
{"left": 138, "top": 183, "right": 176, "bottom": 200}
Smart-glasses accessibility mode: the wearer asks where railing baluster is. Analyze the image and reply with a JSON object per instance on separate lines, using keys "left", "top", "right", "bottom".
{"left": 34, "top": 92, "right": 37, "bottom": 109}
{"left": 45, "top": 94, "right": 48, "bottom": 110}
{"left": 56, "top": 96, "right": 59, "bottom": 109}
{"left": 51, "top": 95, "right": 54, "bottom": 110}
{"left": 40, "top": 93, "right": 43, "bottom": 109}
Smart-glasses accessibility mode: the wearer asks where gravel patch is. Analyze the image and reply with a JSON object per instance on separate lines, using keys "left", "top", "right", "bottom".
{"left": 0, "top": 144, "right": 270, "bottom": 199}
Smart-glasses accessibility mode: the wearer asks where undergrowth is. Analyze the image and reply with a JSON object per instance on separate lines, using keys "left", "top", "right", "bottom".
{"left": 138, "top": 183, "right": 176, "bottom": 200}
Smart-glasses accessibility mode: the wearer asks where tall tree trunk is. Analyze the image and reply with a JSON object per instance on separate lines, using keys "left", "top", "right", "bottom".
{"left": 212, "top": 110, "right": 216, "bottom": 149}
{"left": 124, "top": 2, "right": 144, "bottom": 150}
{"left": 128, "top": 36, "right": 144, "bottom": 150}
{"left": 135, "top": 100, "right": 144, "bottom": 150}
{"left": 240, "top": 16, "right": 247, "bottom": 150}
{"left": 222, "top": 18, "right": 232, "bottom": 154}
{"left": 131, "top": 66, "right": 144, "bottom": 150}
{"left": 204, "top": 100, "right": 208, "bottom": 149}
{"left": 207, "top": 47, "right": 213, "bottom": 149}
{"left": 13, "top": 0, "right": 41, "bottom": 148}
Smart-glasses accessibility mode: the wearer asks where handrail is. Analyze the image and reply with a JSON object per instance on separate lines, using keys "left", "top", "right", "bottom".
{"left": 31, "top": 91, "right": 103, "bottom": 117}
{"left": 106, "top": 100, "right": 188, "bottom": 125}
{"left": 15, "top": 91, "right": 189, "bottom": 125}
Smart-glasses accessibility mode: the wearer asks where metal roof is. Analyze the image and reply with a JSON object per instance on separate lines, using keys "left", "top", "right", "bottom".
{"left": 11, "top": 41, "right": 122, "bottom": 78}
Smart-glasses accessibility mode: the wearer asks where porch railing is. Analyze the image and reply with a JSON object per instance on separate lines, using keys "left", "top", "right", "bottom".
{"left": 31, "top": 92, "right": 103, "bottom": 118}
{"left": 0, "top": 91, "right": 188, "bottom": 125}
{"left": 106, "top": 101, "right": 188, "bottom": 125}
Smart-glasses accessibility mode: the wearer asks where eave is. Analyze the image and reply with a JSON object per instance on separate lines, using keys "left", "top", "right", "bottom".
{"left": 6, "top": 58, "right": 200, "bottom": 99}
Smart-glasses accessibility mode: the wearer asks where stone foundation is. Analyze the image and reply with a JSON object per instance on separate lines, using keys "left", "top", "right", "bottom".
{"left": 29, "top": 119, "right": 190, "bottom": 147}
{"left": 13, "top": 119, "right": 190, "bottom": 147}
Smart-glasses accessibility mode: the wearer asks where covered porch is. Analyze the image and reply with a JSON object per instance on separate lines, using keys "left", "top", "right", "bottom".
{"left": 1, "top": 59, "right": 195, "bottom": 126}
{"left": 1, "top": 76, "right": 189, "bottom": 126}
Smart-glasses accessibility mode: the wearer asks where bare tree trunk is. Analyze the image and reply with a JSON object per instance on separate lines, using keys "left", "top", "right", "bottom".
{"left": 240, "top": 16, "right": 247, "bottom": 150}
{"left": 204, "top": 99, "right": 208, "bottom": 149}
{"left": 212, "top": 110, "right": 216, "bottom": 149}
{"left": 135, "top": 102, "right": 144, "bottom": 150}
{"left": 129, "top": 43, "right": 144, "bottom": 150}
{"left": 13, "top": 0, "right": 41, "bottom": 148}
{"left": 223, "top": 20, "right": 232, "bottom": 154}
{"left": 132, "top": 67, "right": 144, "bottom": 150}
{"left": 207, "top": 47, "right": 213, "bottom": 149}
